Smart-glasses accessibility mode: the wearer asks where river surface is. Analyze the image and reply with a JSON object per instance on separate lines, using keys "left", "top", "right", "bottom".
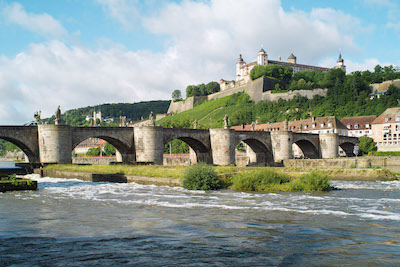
{"left": 1, "top": 173, "right": 400, "bottom": 266}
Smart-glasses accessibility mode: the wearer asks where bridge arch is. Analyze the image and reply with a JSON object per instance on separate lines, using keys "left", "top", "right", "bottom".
{"left": 163, "top": 129, "right": 211, "bottom": 164}
{"left": 235, "top": 132, "right": 274, "bottom": 166}
{"left": 293, "top": 140, "right": 319, "bottom": 159}
{"left": 71, "top": 127, "right": 135, "bottom": 163}
{"left": 0, "top": 126, "right": 39, "bottom": 163}
{"left": 339, "top": 136, "right": 358, "bottom": 157}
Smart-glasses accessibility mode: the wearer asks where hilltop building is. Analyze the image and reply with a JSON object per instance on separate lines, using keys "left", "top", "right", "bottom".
{"left": 220, "top": 48, "right": 346, "bottom": 91}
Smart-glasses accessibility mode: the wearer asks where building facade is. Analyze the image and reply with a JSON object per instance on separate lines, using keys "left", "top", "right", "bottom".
{"left": 234, "top": 48, "right": 346, "bottom": 82}
{"left": 340, "top": 115, "right": 376, "bottom": 138}
{"left": 371, "top": 107, "right": 400, "bottom": 151}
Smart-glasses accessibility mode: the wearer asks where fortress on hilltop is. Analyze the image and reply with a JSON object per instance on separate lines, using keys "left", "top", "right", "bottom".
{"left": 220, "top": 47, "right": 346, "bottom": 91}
{"left": 168, "top": 48, "right": 346, "bottom": 114}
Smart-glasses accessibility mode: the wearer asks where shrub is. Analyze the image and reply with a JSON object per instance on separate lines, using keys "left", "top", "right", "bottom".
{"left": 183, "top": 163, "right": 221, "bottom": 190}
{"left": 231, "top": 170, "right": 290, "bottom": 191}
{"left": 290, "top": 171, "right": 332, "bottom": 191}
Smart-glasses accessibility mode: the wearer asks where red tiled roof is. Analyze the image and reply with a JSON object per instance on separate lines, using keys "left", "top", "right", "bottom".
{"left": 372, "top": 107, "right": 400, "bottom": 124}
{"left": 341, "top": 115, "right": 376, "bottom": 130}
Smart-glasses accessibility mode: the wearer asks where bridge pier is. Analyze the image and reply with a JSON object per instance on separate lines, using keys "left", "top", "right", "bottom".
{"left": 271, "top": 131, "right": 293, "bottom": 162}
{"left": 38, "top": 125, "right": 72, "bottom": 164}
{"left": 210, "top": 129, "right": 235, "bottom": 165}
{"left": 134, "top": 126, "right": 164, "bottom": 164}
{"left": 319, "top": 133, "right": 339, "bottom": 158}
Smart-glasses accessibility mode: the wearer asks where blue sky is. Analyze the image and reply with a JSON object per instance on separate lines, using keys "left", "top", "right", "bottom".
{"left": 0, "top": 0, "right": 399, "bottom": 124}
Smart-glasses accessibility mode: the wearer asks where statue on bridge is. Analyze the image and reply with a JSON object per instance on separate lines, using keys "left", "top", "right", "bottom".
{"left": 120, "top": 116, "right": 127, "bottom": 127}
{"left": 149, "top": 111, "right": 156, "bottom": 126}
{"left": 34, "top": 111, "right": 41, "bottom": 125}
{"left": 251, "top": 121, "right": 256, "bottom": 131}
{"left": 223, "top": 114, "right": 229, "bottom": 129}
{"left": 283, "top": 119, "right": 288, "bottom": 131}
{"left": 55, "top": 106, "right": 62, "bottom": 125}
{"left": 193, "top": 119, "right": 198, "bottom": 129}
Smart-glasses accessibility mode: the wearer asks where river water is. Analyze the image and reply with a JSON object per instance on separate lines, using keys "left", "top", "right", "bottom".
{"left": 1, "top": 173, "right": 400, "bottom": 266}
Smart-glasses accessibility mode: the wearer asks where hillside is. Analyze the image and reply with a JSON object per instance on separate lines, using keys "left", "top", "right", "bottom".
{"left": 44, "top": 100, "right": 170, "bottom": 126}
{"left": 158, "top": 68, "right": 400, "bottom": 129}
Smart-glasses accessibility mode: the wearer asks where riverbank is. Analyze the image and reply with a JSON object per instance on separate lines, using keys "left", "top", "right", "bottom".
{"left": 37, "top": 164, "right": 398, "bottom": 187}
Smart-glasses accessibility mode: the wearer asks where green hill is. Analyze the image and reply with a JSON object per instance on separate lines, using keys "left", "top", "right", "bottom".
{"left": 158, "top": 68, "right": 400, "bottom": 129}
{"left": 44, "top": 100, "right": 170, "bottom": 126}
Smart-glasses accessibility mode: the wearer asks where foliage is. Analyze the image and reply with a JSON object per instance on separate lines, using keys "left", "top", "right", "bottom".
{"left": 186, "top": 82, "right": 220, "bottom": 97}
{"left": 250, "top": 65, "right": 293, "bottom": 88}
{"left": 104, "top": 142, "right": 116, "bottom": 156}
{"left": 289, "top": 171, "right": 332, "bottom": 191}
{"left": 368, "top": 151, "right": 400, "bottom": 156}
{"left": 182, "top": 162, "right": 221, "bottom": 190}
{"left": 42, "top": 100, "right": 170, "bottom": 126}
{"left": 172, "top": 90, "right": 183, "bottom": 101}
{"left": 0, "top": 174, "right": 34, "bottom": 186}
{"left": 0, "top": 139, "right": 21, "bottom": 155}
{"left": 163, "top": 139, "right": 190, "bottom": 154}
{"left": 231, "top": 169, "right": 332, "bottom": 191}
{"left": 358, "top": 136, "right": 377, "bottom": 154}
{"left": 231, "top": 170, "right": 290, "bottom": 191}
{"left": 86, "top": 147, "right": 101, "bottom": 156}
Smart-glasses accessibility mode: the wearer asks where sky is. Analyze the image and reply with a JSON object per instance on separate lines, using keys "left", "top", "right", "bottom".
{"left": 0, "top": 0, "right": 399, "bottom": 124}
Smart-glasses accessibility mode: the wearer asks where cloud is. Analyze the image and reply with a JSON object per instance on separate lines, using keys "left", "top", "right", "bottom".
{"left": 1, "top": 2, "right": 67, "bottom": 37}
{"left": 319, "top": 56, "right": 394, "bottom": 73}
{"left": 0, "top": 0, "right": 374, "bottom": 124}
{"left": 95, "top": 0, "right": 139, "bottom": 29}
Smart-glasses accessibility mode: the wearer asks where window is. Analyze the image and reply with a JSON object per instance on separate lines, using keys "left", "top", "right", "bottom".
{"left": 328, "top": 123, "right": 332, "bottom": 127}
{"left": 385, "top": 117, "right": 391, "bottom": 122}
{"left": 354, "top": 124, "right": 359, "bottom": 129}
{"left": 396, "top": 125, "right": 400, "bottom": 132}
{"left": 312, "top": 124, "right": 315, "bottom": 128}
{"left": 347, "top": 124, "right": 351, "bottom": 129}
{"left": 396, "top": 117, "right": 400, "bottom": 122}
{"left": 366, "top": 124, "right": 370, "bottom": 128}
{"left": 384, "top": 134, "right": 387, "bottom": 141}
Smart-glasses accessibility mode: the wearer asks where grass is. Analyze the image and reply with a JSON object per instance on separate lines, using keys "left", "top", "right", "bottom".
{"left": 44, "top": 164, "right": 398, "bottom": 190}
{"left": 368, "top": 151, "right": 400, "bottom": 157}
{"left": 0, "top": 174, "right": 34, "bottom": 186}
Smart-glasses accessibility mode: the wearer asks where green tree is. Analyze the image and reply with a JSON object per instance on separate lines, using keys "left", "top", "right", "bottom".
{"left": 86, "top": 147, "right": 101, "bottom": 156}
{"left": 358, "top": 136, "right": 377, "bottom": 154}
{"left": 171, "top": 90, "right": 182, "bottom": 101}
{"left": 104, "top": 142, "right": 116, "bottom": 156}
{"left": 206, "top": 82, "right": 220, "bottom": 94}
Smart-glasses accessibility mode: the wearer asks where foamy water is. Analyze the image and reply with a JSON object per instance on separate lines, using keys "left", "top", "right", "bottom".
{"left": 1, "top": 174, "right": 400, "bottom": 266}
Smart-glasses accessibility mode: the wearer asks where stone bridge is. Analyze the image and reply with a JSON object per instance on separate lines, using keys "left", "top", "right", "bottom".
{"left": 0, "top": 125, "right": 358, "bottom": 166}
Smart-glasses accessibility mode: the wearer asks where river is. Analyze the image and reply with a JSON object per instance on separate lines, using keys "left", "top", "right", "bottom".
{"left": 1, "top": 173, "right": 400, "bottom": 266}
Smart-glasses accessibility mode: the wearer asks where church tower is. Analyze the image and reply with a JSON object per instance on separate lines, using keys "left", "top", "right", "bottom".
{"left": 287, "top": 53, "right": 297, "bottom": 64}
{"left": 335, "top": 52, "right": 346, "bottom": 72}
{"left": 257, "top": 47, "right": 268, "bottom": 66}
{"left": 236, "top": 54, "right": 245, "bottom": 80}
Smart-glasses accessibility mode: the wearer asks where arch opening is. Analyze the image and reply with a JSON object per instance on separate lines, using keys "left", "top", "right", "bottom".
{"left": 72, "top": 136, "right": 131, "bottom": 164}
{"left": 339, "top": 142, "right": 357, "bottom": 157}
{"left": 163, "top": 136, "right": 211, "bottom": 166}
{"left": 293, "top": 140, "right": 319, "bottom": 159}
{"left": 236, "top": 138, "right": 274, "bottom": 167}
{"left": 0, "top": 137, "right": 34, "bottom": 163}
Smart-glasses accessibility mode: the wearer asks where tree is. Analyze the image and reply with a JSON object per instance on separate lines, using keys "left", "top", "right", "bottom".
{"left": 104, "top": 142, "right": 116, "bottom": 156}
{"left": 172, "top": 90, "right": 182, "bottom": 101}
{"left": 358, "top": 136, "right": 377, "bottom": 154}
{"left": 206, "top": 82, "right": 220, "bottom": 94}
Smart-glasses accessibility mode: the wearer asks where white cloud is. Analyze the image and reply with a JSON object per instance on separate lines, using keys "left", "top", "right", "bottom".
{"left": 0, "top": 0, "right": 374, "bottom": 124}
{"left": 95, "top": 0, "right": 139, "bottom": 29}
{"left": 319, "top": 56, "right": 394, "bottom": 73}
{"left": 1, "top": 2, "right": 67, "bottom": 37}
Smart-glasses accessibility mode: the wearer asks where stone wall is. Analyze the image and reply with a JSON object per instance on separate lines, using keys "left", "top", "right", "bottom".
{"left": 262, "top": 88, "right": 328, "bottom": 102}
{"left": 370, "top": 79, "right": 400, "bottom": 92}
{"left": 72, "top": 157, "right": 116, "bottom": 165}
{"left": 167, "top": 77, "right": 328, "bottom": 114}
{"left": 167, "top": 96, "right": 207, "bottom": 114}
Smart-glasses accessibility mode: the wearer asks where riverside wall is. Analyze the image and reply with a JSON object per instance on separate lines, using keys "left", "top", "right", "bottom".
{"left": 283, "top": 157, "right": 400, "bottom": 172}
{"left": 72, "top": 157, "right": 116, "bottom": 165}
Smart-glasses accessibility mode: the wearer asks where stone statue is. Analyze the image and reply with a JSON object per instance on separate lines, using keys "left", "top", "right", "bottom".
{"left": 283, "top": 119, "right": 288, "bottom": 131}
{"left": 149, "top": 111, "right": 156, "bottom": 126}
{"left": 223, "top": 114, "right": 229, "bottom": 129}
{"left": 120, "top": 116, "right": 127, "bottom": 127}
{"left": 193, "top": 119, "right": 198, "bottom": 129}
{"left": 34, "top": 111, "right": 41, "bottom": 124}
{"left": 55, "top": 106, "right": 62, "bottom": 125}
{"left": 251, "top": 121, "right": 256, "bottom": 131}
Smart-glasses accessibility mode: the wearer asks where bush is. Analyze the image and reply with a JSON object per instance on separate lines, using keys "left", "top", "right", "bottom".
{"left": 231, "top": 170, "right": 290, "bottom": 191}
{"left": 368, "top": 151, "right": 400, "bottom": 157}
{"left": 289, "top": 171, "right": 332, "bottom": 191}
{"left": 183, "top": 163, "right": 221, "bottom": 190}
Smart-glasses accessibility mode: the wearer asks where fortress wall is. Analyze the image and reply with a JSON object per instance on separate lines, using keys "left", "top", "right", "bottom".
{"left": 167, "top": 96, "right": 207, "bottom": 114}
{"left": 370, "top": 79, "right": 400, "bottom": 92}
{"left": 262, "top": 88, "right": 328, "bottom": 102}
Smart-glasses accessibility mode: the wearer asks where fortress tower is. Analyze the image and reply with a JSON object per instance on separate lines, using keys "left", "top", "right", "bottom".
{"left": 335, "top": 52, "right": 346, "bottom": 72}
{"left": 257, "top": 47, "right": 268, "bottom": 66}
